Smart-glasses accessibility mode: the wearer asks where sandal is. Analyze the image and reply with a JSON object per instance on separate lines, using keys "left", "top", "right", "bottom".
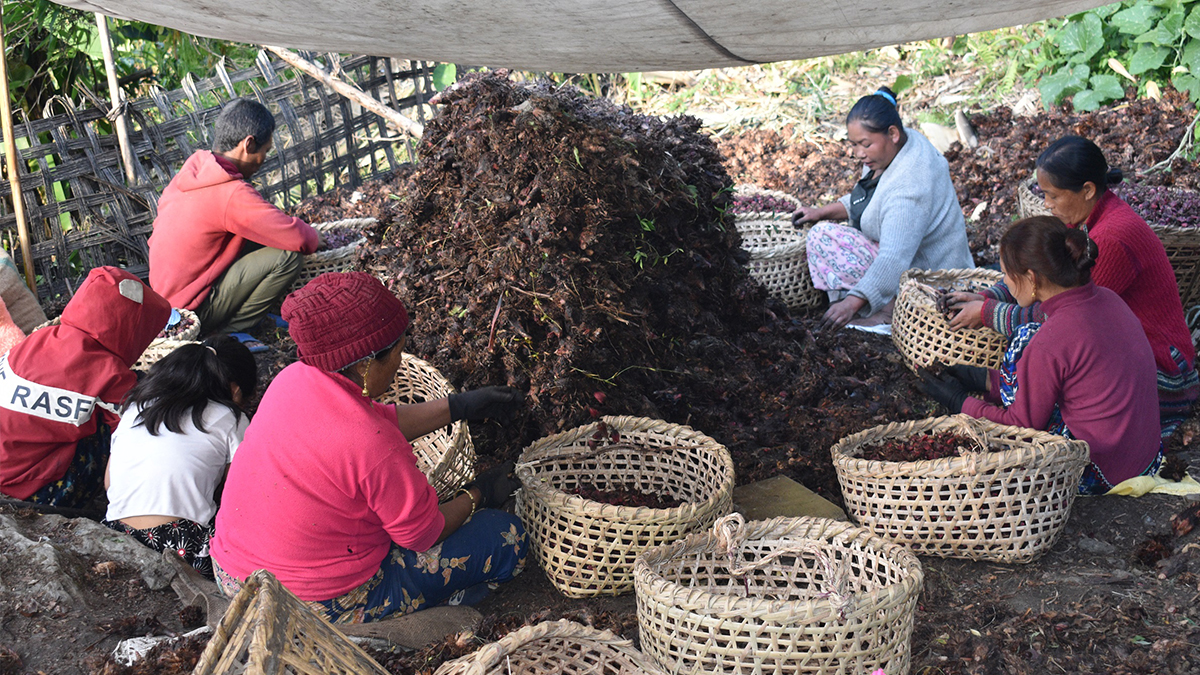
{"left": 228, "top": 332, "right": 268, "bottom": 354}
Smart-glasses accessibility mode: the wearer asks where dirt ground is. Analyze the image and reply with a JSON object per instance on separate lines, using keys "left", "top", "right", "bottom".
{"left": 4, "top": 76, "right": 1200, "bottom": 674}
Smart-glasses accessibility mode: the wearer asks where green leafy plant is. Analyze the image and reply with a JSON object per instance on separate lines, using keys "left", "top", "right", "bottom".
{"left": 1022, "top": 0, "right": 1200, "bottom": 111}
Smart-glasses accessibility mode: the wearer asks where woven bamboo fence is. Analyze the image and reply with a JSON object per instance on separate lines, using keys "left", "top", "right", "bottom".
{"left": 0, "top": 52, "right": 436, "bottom": 305}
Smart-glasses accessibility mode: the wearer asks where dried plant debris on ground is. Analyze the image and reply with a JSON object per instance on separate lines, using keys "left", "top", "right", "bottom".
{"left": 22, "top": 82, "right": 1200, "bottom": 675}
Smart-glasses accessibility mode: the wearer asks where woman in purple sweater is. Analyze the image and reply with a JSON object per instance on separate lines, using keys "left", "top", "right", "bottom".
{"left": 920, "top": 216, "right": 1162, "bottom": 494}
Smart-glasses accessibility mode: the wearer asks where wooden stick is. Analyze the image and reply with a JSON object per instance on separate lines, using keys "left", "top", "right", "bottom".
{"left": 95, "top": 15, "right": 136, "bottom": 184}
{"left": 0, "top": 7, "right": 38, "bottom": 293}
{"left": 263, "top": 45, "right": 424, "bottom": 140}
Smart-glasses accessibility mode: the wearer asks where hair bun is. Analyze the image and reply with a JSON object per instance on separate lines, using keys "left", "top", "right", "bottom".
{"left": 874, "top": 87, "right": 898, "bottom": 107}
{"left": 1106, "top": 167, "right": 1124, "bottom": 186}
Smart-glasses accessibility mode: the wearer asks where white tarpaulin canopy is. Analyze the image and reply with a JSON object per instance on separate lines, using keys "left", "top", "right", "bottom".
{"left": 56, "top": 0, "right": 1111, "bottom": 73}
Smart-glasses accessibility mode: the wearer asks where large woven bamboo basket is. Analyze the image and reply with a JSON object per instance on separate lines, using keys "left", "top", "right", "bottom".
{"left": 35, "top": 308, "right": 201, "bottom": 370}
{"left": 1151, "top": 223, "right": 1200, "bottom": 310}
{"left": 378, "top": 353, "right": 475, "bottom": 500}
{"left": 832, "top": 415, "right": 1090, "bottom": 563}
{"left": 732, "top": 184, "right": 804, "bottom": 215}
{"left": 635, "top": 514, "right": 923, "bottom": 675}
{"left": 891, "top": 268, "right": 1007, "bottom": 373}
{"left": 192, "top": 569, "right": 389, "bottom": 675}
{"left": 515, "top": 415, "right": 735, "bottom": 598}
{"left": 1015, "top": 172, "right": 1052, "bottom": 220}
{"left": 734, "top": 213, "right": 825, "bottom": 310}
{"left": 434, "top": 619, "right": 660, "bottom": 675}
{"left": 289, "top": 217, "right": 374, "bottom": 293}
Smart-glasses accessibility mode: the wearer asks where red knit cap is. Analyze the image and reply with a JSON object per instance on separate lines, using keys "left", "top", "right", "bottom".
{"left": 282, "top": 272, "right": 410, "bottom": 372}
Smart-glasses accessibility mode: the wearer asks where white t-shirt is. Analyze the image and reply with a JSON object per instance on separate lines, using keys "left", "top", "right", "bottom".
{"left": 105, "top": 401, "right": 248, "bottom": 525}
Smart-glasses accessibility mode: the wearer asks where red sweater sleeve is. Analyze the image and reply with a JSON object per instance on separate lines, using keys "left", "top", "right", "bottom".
{"left": 225, "top": 181, "right": 319, "bottom": 254}
{"left": 962, "top": 333, "right": 1062, "bottom": 430}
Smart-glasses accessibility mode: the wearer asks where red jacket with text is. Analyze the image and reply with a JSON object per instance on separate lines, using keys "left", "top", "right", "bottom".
{"left": 0, "top": 267, "right": 171, "bottom": 499}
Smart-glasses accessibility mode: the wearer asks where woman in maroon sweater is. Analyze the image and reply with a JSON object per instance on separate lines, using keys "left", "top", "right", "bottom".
{"left": 947, "top": 136, "right": 1197, "bottom": 438}
{"left": 921, "top": 217, "right": 1162, "bottom": 494}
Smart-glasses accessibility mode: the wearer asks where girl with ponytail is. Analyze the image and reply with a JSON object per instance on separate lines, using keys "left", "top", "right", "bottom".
{"left": 920, "top": 216, "right": 1163, "bottom": 494}
{"left": 103, "top": 335, "right": 256, "bottom": 577}
{"left": 947, "top": 135, "right": 1197, "bottom": 439}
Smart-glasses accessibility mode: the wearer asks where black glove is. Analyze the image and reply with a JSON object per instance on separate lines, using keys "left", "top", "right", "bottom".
{"left": 946, "top": 364, "right": 988, "bottom": 393}
{"left": 448, "top": 386, "right": 524, "bottom": 422}
{"left": 917, "top": 368, "right": 969, "bottom": 414}
{"left": 467, "top": 460, "right": 521, "bottom": 509}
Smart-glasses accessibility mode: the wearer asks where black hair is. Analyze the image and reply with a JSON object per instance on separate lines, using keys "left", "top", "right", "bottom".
{"left": 213, "top": 98, "right": 276, "bottom": 153}
{"left": 337, "top": 336, "right": 406, "bottom": 382}
{"left": 123, "top": 334, "right": 258, "bottom": 435}
{"left": 1000, "top": 216, "right": 1098, "bottom": 289}
{"left": 1036, "top": 135, "right": 1124, "bottom": 194}
{"left": 846, "top": 86, "right": 903, "bottom": 134}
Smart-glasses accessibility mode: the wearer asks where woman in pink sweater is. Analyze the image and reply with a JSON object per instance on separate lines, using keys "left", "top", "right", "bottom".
{"left": 948, "top": 136, "right": 1197, "bottom": 439}
{"left": 210, "top": 272, "right": 527, "bottom": 623}
{"left": 921, "top": 217, "right": 1162, "bottom": 495}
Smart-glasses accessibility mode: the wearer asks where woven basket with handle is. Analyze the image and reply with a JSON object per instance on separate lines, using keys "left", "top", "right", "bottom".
{"left": 735, "top": 212, "right": 825, "bottom": 310}
{"left": 378, "top": 353, "right": 475, "bottom": 501}
{"left": 515, "top": 415, "right": 735, "bottom": 598}
{"left": 635, "top": 514, "right": 923, "bottom": 675}
{"left": 832, "top": 414, "right": 1090, "bottom": 563}
{"left": 289, "top": 217, "right": 374, "bottom": 293}
{"left": 192, "top": 569, "right": 389, "bottom": 675}
{"left": 891, "top": 267, "right": 1007, "bottom": 373}
{"left": 434, "top": 619, "right": 659, "bottom": 675}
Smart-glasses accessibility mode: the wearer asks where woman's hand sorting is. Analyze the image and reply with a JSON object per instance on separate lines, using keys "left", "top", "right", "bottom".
{"left": 945, "top": 292, "right": 985, "bottom": 330}
{"left": 792, "top": 206, "right": 821, "bottom": 227}
{"left": 821, "top": 295, "right": 867, "bottom": 331}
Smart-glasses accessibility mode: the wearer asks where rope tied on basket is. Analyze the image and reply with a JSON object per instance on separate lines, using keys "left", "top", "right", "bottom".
{"left": 712, "top": 514, "right": 856, "bottom": 620}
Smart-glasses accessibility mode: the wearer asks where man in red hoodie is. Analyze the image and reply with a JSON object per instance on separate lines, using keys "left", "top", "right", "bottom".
{"left": 149, "top": 98, "right": 320, "bottom": 334}
{"left": 0, "top": 267, "right": 171, "bottom": 507}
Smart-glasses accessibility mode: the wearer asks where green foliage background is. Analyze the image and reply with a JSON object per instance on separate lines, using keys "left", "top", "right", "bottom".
{"left": 1024, "top": 0, "right": 1200, "bottom": 110}
{"left": 3, "top": 0, "right": 256, "bottom": 119}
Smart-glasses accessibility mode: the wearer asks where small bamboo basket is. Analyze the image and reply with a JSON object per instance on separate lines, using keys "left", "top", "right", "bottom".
{"left": 36, "top": 308, "right": 201, "bottom": 370}
{"left": 735, "top": 213, "right": 825, "bottom": 310}
{"left": 289, "top": 218, "right": 373, "bottom": 293}
{"left": 891, "top": 268, "right": 1007, "bottom": 373}
{"left": 635, "top": 514, "right": 923, "bottom": 675}
{"left": 515, "top": 415, "right": 735, "bottom": 598}
{"left": 831, "top": 415, "right": 1090, "bottom": 563}
{"left": 192, "top": 569, "right": 389, "bottom": 675}
{"left": 379, "top": 353, "right": 475, "bottom": 500}
{"left": 434, "top": 619, "right": 659, "bottom": 675}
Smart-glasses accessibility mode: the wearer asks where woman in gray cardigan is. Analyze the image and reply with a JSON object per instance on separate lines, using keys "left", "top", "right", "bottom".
{"left": 794, "top": 87, "right": 975, "bottom": 330}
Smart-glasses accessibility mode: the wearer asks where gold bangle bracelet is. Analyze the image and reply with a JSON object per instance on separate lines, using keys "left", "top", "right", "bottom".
{"left": 456, "top": 488, "right": 478, "bottom": 518}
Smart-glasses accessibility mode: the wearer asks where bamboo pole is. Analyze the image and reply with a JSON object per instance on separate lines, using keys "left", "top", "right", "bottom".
{"left": 264, "top": 45, "right": 424, "bottom": 139}
{"left": 0, "top": 5, "right": 38, "bottom": 293}
{"left": 95, "top": 14, "right": 136, "bottom": 184}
